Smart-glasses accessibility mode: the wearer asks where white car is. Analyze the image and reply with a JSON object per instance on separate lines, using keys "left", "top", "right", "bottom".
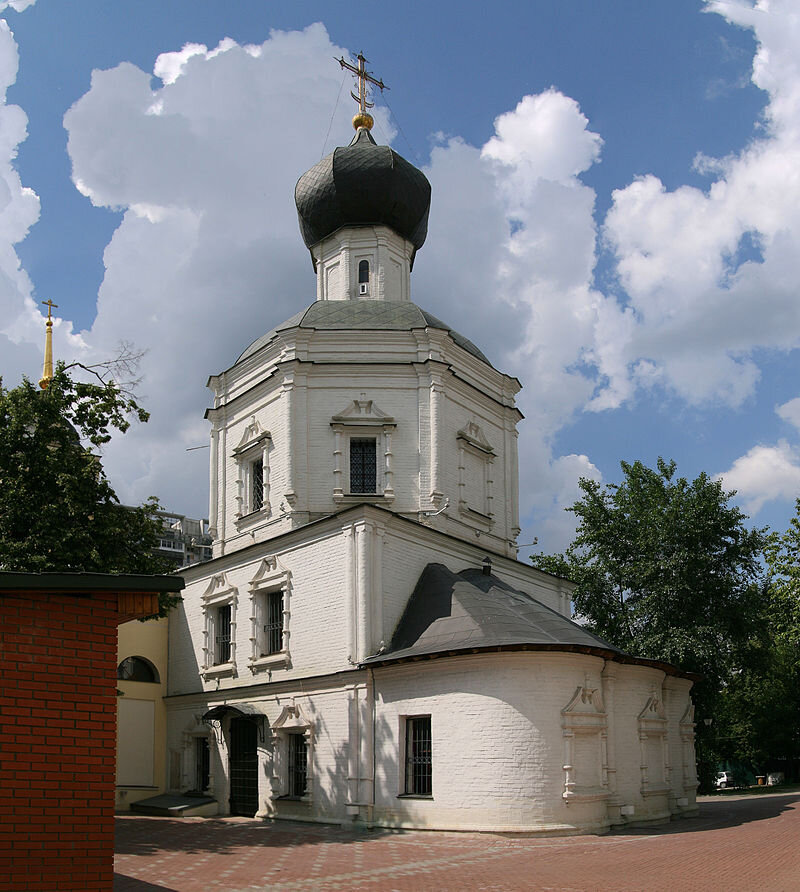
{"left": 715, "top": 771, "right": 735, "bottom": 789}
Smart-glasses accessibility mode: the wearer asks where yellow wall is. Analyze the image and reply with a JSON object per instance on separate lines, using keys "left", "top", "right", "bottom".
{"left": 115, "top": 616, "right": 168, "bottom": 811}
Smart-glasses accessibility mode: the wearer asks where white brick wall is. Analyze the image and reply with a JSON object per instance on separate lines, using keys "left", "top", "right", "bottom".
{"left": 165, "top": 650, "right": 695, "bottom": 832}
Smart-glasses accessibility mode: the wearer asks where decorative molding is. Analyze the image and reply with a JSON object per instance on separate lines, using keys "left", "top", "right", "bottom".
{"left": 248, "top": 556, "right": 291, "bottom": 673}
{"left": 200, "top": 573, "right": 238, "bottom": 679}
{"left": 269, "top": 702, "right": 314, "bottom": 802}
{"left": 457, "top": 420, "right": 495, "bottom": 525}
{"left": 331, "top": 396, "right": 396, "bottom": 501}
{"left": 331, "top": 397, "right": 396, "bottom": 427}
{"left": 561, "top": 676, "right": 609, "bottom": 803}
{"left": 456, "top": 420, "right": 495, "bottom": 454}
{"left": 638, "top": 688, "right": 670, "bottom": 798}
{"left": 232, "top": 416, "right": 272, "bottom": 522}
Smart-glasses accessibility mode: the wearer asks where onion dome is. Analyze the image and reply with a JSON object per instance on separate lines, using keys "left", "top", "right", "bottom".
{"left": 295, "top": 128, "right": 431, "bottom": 261}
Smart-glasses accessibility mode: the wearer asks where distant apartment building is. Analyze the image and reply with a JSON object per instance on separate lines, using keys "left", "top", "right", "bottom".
{"left": 154, "top": 511, "right": 213, "bottom": 568}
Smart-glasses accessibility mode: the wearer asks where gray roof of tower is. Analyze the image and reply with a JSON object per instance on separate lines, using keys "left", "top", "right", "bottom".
{"left": 294, "top": 128, "right": 431, "bottom": 255}
{"left": 234, "top": 301, "right": 493, "bottom": 367}
{"left": 362, "top": 563, "right": 625, "bottom": 664}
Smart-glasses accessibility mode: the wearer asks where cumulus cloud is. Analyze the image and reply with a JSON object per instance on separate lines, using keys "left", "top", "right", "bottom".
{"left": 1, "top": 1, "right": 795, "bottom": 544}
{"left": 62, "top": 25, "right": 398, "bottom": 516}
{"left": 718, "top": 440, "right": 800, "bottom": 515}
{"left": 598, "top": 0, "right": 800, "bottom": 410}
{"left": 777, "top": 396, "right": 800, "bottom": 430}
{"left": 0, "top": 1, "right": 37, "bottom": 13}
{"left": 0, "top": 15, "right": 82, "bottom": 389}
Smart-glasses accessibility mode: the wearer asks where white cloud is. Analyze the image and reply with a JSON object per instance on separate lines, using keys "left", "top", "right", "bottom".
{"left": 0, "top": 1, "right": 37, "bottom": 13}
{"left": 718, "top": 439, "right": 800, "bottom": 514}
{"left": 777, "top": 396, "right": 800, "bottom": 430}
{"left": 0, "top": 16, "right": 82, "bottom": 389}
{"left": 6, "top": 1, "right": 798, "bottom": 540}
{"left": 62, "top": 25, "right": 398, "bottom": 516}
{"left": 596, "top": 0, "right": 800, "bottom": 410}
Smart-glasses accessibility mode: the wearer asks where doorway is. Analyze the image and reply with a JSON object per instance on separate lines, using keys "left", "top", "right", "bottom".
{"left": 229, "top": 718, "right": 258, "bottom": 816}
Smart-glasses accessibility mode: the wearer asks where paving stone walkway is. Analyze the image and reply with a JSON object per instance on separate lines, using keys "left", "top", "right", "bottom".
{"left": 114, "top": 791, "right": 800, "bottom": 891}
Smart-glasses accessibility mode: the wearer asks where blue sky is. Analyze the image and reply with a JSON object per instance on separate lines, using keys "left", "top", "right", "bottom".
{"left": 1, "top": 0, "right": 799, "bottom": 554}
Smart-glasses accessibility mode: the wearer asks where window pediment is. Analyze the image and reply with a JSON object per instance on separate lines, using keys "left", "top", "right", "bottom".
{"left": 249, "top": 556, "right": 290, "bottom": 592}
{"left": 271, "top": 703, "right": 312, "bottom": 735}
{"left": 456, "top": 421, "right": 494, "bottom": 455}
{"left": 201, "top": 573, "right": 237, "bottom": 606}
{"left": 331, "top": 398, "right": 395, "bottom": 428}
{"left": 233, "top": 417, "right": 271, "bottom": 456}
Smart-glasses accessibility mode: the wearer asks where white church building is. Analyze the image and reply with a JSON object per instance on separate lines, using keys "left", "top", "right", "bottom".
{"left": 163, "top": 103, "right": 698, "bottom": 835}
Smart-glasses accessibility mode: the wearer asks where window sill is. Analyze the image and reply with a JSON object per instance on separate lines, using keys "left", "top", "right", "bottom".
{"left": 202, "top": 662, "right": 236, "bottom": 679}
{"left": 235, "top": 507, "right": 271, "bottom": 530}
{"left": 275, "top": 794, "right": 312, "bottom": 803}
{"left": 249, "top": 652, "right": 290, "bottom": 673}
{"left": 457, "top": 503, "right": 495, "bottom": 528}
{"left": 333, "top": 492, "right": 395, "bottom": 506}
{"left": 397, "top": 793, "right": 433, "bottom": 800}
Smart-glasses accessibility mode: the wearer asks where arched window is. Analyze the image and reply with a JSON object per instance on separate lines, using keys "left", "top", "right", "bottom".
{"left": 117, "top": 656, "right": 160, "bottom": 683}
{"left": 358, "top": 260, "right": 370, "bottom": 284}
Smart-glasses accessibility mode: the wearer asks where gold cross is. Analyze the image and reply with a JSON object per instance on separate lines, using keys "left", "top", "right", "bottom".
{"left": 42, "top": 299, "right": 58, "bottom": 322}
{"left": 336, "top": 52, "right": 388, "bottom": 117}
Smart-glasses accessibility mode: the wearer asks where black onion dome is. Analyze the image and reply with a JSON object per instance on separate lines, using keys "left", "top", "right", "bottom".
{"left": 295, "top": 128, "right": 431, "bottom": 254}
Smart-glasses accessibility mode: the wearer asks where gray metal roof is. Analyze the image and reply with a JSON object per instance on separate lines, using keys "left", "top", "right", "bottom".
{"left": 363, "top": 563, "right": 624, "bottom": 664}
{"left": 295, "top": 128, "right": 431, "bottom": 253}
{"left": 234, "top": 301, "right": 493, "bottom": 367}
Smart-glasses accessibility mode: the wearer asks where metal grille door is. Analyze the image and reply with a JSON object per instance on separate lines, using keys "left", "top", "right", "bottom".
{"left": 229, "top": 718, "right": 258, "bottom": 817}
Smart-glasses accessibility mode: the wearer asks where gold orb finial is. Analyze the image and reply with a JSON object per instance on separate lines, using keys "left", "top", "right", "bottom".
{"left": 352, "top": 112, "right": 374, "bottom": 131}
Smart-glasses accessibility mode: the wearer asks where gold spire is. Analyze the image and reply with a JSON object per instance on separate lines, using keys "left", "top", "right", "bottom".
{"left": 336, "top": 52, "right": 388, "bottom": 131}
{"left": 39, "top": 299, "right": 58, "bottom": 390}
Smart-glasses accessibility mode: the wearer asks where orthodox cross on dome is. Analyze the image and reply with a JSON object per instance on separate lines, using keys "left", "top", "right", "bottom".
{"left": 39, "top": 298, "right": 58, "bottom": 390}
{"left": 336, "top": 52, "right": 388, "bottom": 131}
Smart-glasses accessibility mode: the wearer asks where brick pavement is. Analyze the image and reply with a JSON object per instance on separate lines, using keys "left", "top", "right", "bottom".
{"left": 114, "top": 791, "right": 800, "bottom": 892}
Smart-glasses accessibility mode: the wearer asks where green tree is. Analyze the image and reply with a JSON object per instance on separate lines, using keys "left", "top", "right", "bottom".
{"left": 532, "top": 458, "right": 769, "bottom": 788}
{"left": 0, "top": 363, "right": 179, "bottom": 617}
{"left": 715, "top": 503, "right": 800, "bottom": 777}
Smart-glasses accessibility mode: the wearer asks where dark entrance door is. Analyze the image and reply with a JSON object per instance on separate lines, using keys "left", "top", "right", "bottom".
{"left": 229, "top": 718, "right": 258, "bottom": 817}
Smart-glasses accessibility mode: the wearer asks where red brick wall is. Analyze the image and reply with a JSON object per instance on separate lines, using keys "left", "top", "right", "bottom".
{"left": 0, "top": 590, "right": 119, "bottom": 892}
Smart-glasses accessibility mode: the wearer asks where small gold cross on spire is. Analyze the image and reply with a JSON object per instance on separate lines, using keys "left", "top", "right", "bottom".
{"left": 39, "top": 298, "right": 58, "bottom": 390}
{"left": 336, "top": 52, "right": 388, "bottom": 131}
{"left": 42, "top": 298, "right": 58, "bottom": 321}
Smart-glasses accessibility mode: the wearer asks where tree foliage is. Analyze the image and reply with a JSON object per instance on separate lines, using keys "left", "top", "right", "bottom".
{"left": 532, "top": 458, "right": 771, "bottom": 788}
{"left": 0, "top": 363, "right": 179, "bottom": 617}
{"left": 533, "top": 458, "right": 767, "bottom": 682}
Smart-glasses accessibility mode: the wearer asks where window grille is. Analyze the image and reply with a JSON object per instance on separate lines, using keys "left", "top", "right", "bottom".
{"left": 216, "top": 604, "right": 232, "bottom": 664}
{"left": 405, "top": 716, "right": 432, "bottom": 796}
{"left": 263, "top": 590, "right": 284, "bottom": 655}
{"left": 252, "top": 458, "right": 264, "bottom": 511}
{"left": 288, "top": 734, "right": 307, "bottom": 797}
{"left": 350, "top": 438, "right": 377, "bottom": 494}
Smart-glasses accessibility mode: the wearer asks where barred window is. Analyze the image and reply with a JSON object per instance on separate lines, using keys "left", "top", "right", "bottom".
{"left": 251, "top": 458, "right": 264, "bottom": 511}
{"left": 288, "top": 734, "right": 308, "bottom": 797}
{"left": 358, "top": 260, "right": 370, "bottom": 284}
{"left": 350, "top": 438, "right": 377, "bottom": 494}
{"left": 404, "top": 715, "right": 432, "bottom": 796}
{"left": 215, "top": 604, "right": 232, "bottom": 665}
{"left": 263, "top": 590, "right": 284, "bottom": 656}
